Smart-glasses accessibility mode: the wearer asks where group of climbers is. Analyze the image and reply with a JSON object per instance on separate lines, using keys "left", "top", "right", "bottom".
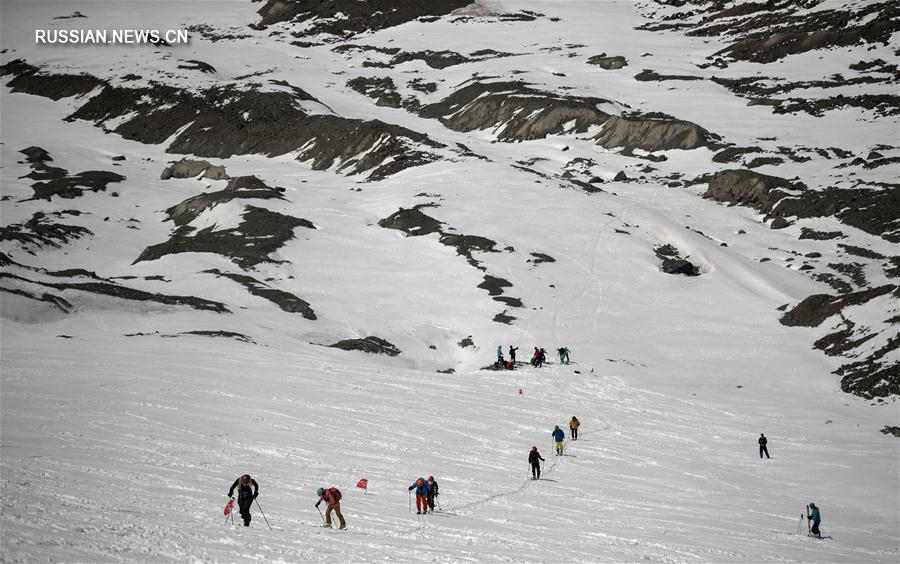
{"left": 228, "top": 424, "right": 827, "bottom": 538}
{"left": 494, "top": 345, "right": 572, "bottom": 369}
{"left": 408, "top": 476, "right": 440, "bottom": 514}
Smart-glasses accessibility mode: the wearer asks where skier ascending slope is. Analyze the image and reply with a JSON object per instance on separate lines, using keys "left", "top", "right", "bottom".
{"left": 528, "top": 446, "right": 545, "bottom": 480}
{"left": 552, "top": 425, "right": 565, "bottom": 455}
{"left": 227, "top": 474, "right": 258, "bottom": 527}
{"left": 426, "top": 476, "right": 439, "bottom": 512}
{"left": 316, "top": 486, "right": 346, "bottom": 529}
{"left": 807, "top": 503, "right": 822, "bottom": 538}
{"left": 569, "top": 416, "right": 580, "bottom": 440}
{"left": 408, "top": 477, "right": 431, "bottom": 514}
{"left": 557, "top": 347, "right": 570, "bottom": 364}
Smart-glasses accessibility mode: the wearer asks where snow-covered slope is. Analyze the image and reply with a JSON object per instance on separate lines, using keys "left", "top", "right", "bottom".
{"left": 1, "top": 1, "right": 898, "bottom": 562}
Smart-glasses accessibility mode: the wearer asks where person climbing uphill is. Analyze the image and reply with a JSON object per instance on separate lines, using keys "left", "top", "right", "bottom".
{"left": 557, "top": 347, "right": 570, "bottom": 364}
{"left": 227, "top": 474, "right": 258, "bottom": 527}
{"left": 315, "top": 486, "right": 346, "bottom": 529}
{"left": 552, "top": 425, "right": 565, "bottom": 455}
{"left": 807, "top": 503, "right": 821, "bottom": 538}
{"left": 531, "top": 347, "right": 540, "bottom": 366}
{"left": 528, "top": 446, "right": 544, "bottom": 480}
{"left": 426, "top": 476, "right": 439, "bottom": 512}
{"left": 408, "top": 477, "right": 431, "bottom": 514}
{"left": 569, "top": 416, "right": 580, "bottom": 440}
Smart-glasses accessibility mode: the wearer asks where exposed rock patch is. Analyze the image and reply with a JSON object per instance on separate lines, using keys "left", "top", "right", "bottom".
{"left": 655, "top": 244, "right": 700, "bottom": 276}
{"left": 347, "top": 76, "right": 402, "bottom": 108}
{"left": 257, "top": 0, "right": 471, "bottom": 36}
{"left": 204, "top": 269, "right": 316, "bottom": 319}
{"left": 780, "top": 285, "right": 897, "bottom": 328}
{"left": 17, "top": 147, "right": 124, "bottom": 201}
{"left": 1, "top": 60, "right": 103, "bottom": 100}
{"left": 377, "top": 207, "right": 443, "bottom": 237}
{"left": 1, "top": 212, "right": 91, "bottom": 252}
{"left": 161, "top": 159, "right": 229, "bottom": 180}
{"left": 418, "top": 80, "right": 611, "bottom": 142}
{"left": 587, "top": 55, "right": 627, "bottom": 69}
{"left": 165, "top": 176, "right": 287, "bottom": 227}
{"left": 135, "top": 206, "right": 314, "bottom": 269}
{"left": 595, "top": 114, "right": 719, "bottom": 152}
{"left": 3, "top": 62, "right": 444, "bottom": 182}
{"left": 329, "top": 336, "right": 400, "bottom": 356}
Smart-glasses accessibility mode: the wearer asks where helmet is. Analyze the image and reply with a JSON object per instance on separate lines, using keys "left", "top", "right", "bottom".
{"left": 317, "top": 487, "right": 325, "bottom": 497}
{"left": 240, "top": 474, "right": 251, "bottom": 485}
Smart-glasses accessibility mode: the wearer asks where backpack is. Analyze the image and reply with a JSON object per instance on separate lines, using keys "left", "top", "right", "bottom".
{"left": 329, "top": 488, "right": 342, "bottom": 502}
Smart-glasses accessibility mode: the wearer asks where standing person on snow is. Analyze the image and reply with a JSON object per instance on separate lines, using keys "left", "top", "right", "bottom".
{"left": 557, "top": 347, "right": 570, "bottom": 364}
{"left": 509, "top": 345, "right": 518, "bottom": 364}
{"left": 426, "top": 476, "right": 439, "bottom": 512}
{"left": 227, "top": 474, "right": 258, "bottom": 527}
{"left": 315, "top": 486, "right": 346, "bottom": 529}
{"left": 528, "top": 446, "right": 545, "bottom": 480}
{"left": 552, "top": 425, "right": 566, "bottom": 455}
{"left": 531, "top": 347, "right": 540, "bottom": 366}
{"left": 497, "top": 345, "right": 505, "bottom": 368}
{"left": 408, "top": 477, "right": 431, "bottom": 514}
{"left": 759, "top": 433, "right": 770, "bottom": 459}
{"left": 807, "top": 503, "right": 822, "bottom": 538}
{"left": 569, "top": 416, "right": 580, "bottom": 440}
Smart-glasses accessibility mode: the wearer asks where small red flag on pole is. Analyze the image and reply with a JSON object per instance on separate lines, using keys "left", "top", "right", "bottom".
{"left": 224, "top": 498, "right": 234, "bottom": 516}
{"left": 357, "top": 478, "right": 368, "bottom": 493}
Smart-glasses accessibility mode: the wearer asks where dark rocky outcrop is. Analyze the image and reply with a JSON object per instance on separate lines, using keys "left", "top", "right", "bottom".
{"left": 329, "top": 336, "right": 400, "bottom": 356}
{"left": 256, "top": 0, "right": 471, "bottom": 36}
{"left": 160, "top": 159, "right": 229, "bottom": 180}
{"left": 595, "top": 115, "right": 719, "bottom": 152}
{"left": 3, "top": 62, "right": 443, "bottom": 182}
{"left": 165, "top": 176, "right": 287, "bottom": 227}
{"left": 418, "top": 80, "right": 610, "bottom": 142}
{"left": 837, "top": 335, "right": 899, "bottom": 399}
{"left": 0, "top": 271, "right": 228, "bottom": 313}
{"left": 780, "top": 285, "right": 897, "bottom": 328}
{"left": 204, "top": 269, "right": 316, "bottom": 319}
{"left": 655, "top": 244, "right": 700, "bottom": 276}
{"left": 347, "top": 76, "right": 402, "bottom": 108}
{"left": 1, "top": 60, "right": 103, "bottom": 100}
{"left": 703, "top": 169, "right": 800, "bottom": 208}
{"left": 377, "top": 207, "right": 443, "bottom": 236}
{"left": 1, "top": 212, "right": 91, "bottom": 251}
{"left": 16, "top": 147, "right": 125, "bottom": 201}
{"left": 588, "top": 55, "right": 627, "bottom": 69}
{"left": 135, "top": 206, "right": 314, "bottom": 269}
{"left": 634, "top": 69, "right": 703, "bottom": 81}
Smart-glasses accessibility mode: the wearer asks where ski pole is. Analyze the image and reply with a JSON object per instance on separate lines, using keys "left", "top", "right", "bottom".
{"left": 316, "top": 505, "right": 325, "bottom": 524}
{"left": 797, "top": 514, "right": 802, "bottom": 535}
{"left": 254, "top": 499, "right": 272, "bottom": 530}
{"left": 408, "top": 490, "right": 412, "bottom": 513}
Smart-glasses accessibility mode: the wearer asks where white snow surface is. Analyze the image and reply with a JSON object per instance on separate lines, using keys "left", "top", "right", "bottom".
{"left": 1, "top": 1, "right": 898, "bottom": 562}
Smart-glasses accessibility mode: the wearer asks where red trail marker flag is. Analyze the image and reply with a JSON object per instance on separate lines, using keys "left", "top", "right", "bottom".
{"left": 357, "top": 478, "right": 368, "bottom": 493}
{"left": 224, "top": 498, "right": 235, "bottom": 516}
